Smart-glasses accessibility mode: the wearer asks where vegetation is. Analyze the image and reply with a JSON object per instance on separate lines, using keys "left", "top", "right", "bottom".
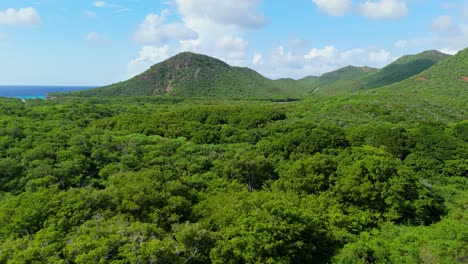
{"left": 0, "top": 48, "right": 466, "bottom": 263}
{"left": 299, "top": 50, "right": 450, "bottom": 96}
{"left": 298, "top": 65, "right": 377, "bottom": 95}
{"left": 52, "top": 50, "right": 451, "bottom": 100}
{"left": 358, "top": 50, "right": 450, "bottom": 89}
{"left": 53, "top": 52, "right": 308, "bottom": 100}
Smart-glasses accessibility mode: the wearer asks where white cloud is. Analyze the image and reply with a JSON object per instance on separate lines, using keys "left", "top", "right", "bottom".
{"left": 304, "top": 46, "right": 339, "bottom": 62}
{"left": 367, "top": 49, "right": 392, "bottom": 65}
{"left": 134, "top": 10, "right": 198, "bottom": 45}
{"left": 255, "top": 45, "right": 395, "bottom": 79}
{"left": 312, "top": 0, "right": 408, "bottom": 19}
{"left": 431, "top": 15, "right": 468, "bottom": 49}
{"left": 312, "top": 0, "right": 352, "bottom": 16}
{"left": 93, "top": 1, "right": 129, "bottom": 13}
{"left": 127, "top": 45, "right": 174, "bottom": 77}
{"left": 394, "top": 39, "right": 407, "bottom": 48}
{"left": 129, "top": 0, "right": 267, "bottom": 75}
{"left": 215, "top": 36, "right": 249, "bottom": 60}
{"left": 0, "top": 7, "right": 40, "bottom": 25}
{"left": 392, "top": 13, "right": 467, "bottom": 52}
{"left": 440, "top": 48, "right": 458, "bottom": 55}
{"left": 253, "top": 52, "right": 263, "bottom": 65}
{"left": 432, "top": 15, "right": 453, "bottom": 32}
{"left": 359, "top": 0, "right": 407, "bottom": 19}
{"left": 93, "top": 1, "right": 118, "bottom": 8}
{"left": 176, "top": 0, "right": 266, "bottom": 28}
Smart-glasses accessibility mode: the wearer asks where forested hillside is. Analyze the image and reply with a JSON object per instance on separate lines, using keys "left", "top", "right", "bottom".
{"left": 300, "top": 50, "right": 450, "bottom": 95}
{"left": 0, "top": 85, "right": 466, "bottom": 263}
{"left": 298, "top": 66, "right": 377, "bottom": 95}
{"left": 54, "top": 52, "right": 307, "bottom": 99}
{"left": 53, "top": 50, "right": 451, "bottom": 100}
{"left": 0, "top": 49, "right": 466, "bottom": 263}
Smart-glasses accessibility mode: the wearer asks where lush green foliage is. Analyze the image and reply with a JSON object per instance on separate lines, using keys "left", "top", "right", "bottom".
{"left": 53, "top": 49, "right": 452, "bottom": 100}
{"left": 0, "top": 90, "right": 466, "bottom": 263}
{"left": 299, "top": 50, "right": 451, "bottom": 96}
{"left": 358, "top": 50, "right": 450, "bottom": 89}
{"left": 53, "top": 52, "right": 307, "bottom": 100}
{"left": 0, "top": 48, "right": 466, "bottom": 263}
{"left": 298, "top": 66, "right": 377, "bottom": 95}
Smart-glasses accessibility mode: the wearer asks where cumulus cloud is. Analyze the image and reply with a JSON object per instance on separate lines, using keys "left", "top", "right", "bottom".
{"left": 215, "top": 36, "right": 249, "bottom": 60}
{"left": 127, "top": 45, "right": 174, "bottom": 77}
{"left": 304, "top": 46, "right": 339, "bottom": 62}
{"left": 440, "top": 48, "right": 458, "bottom": 55}
{"left": 312, "top": 0, "right": 353, "bottom": 16}
{"left": 252, "top": 52, "right": 263, "bottom": 65}
{"left": 367, "top": 49, "right": 392, "bottom": 65}
{"left": 312, "top": 0, "right": 408, "bottom": 19}
{"left": 129, "top": 0, "right": 266, "bottom": 74}
{"left": 176, "top": 0, "right": 267, "bottom": 28}
{"left": 432, "top": 15, "right": 453, "bottom": 32}
{"left": 359, "top": 0, "right": 407, "bottom": 19}
{"left": 128, "top": 0, "right": 399, "bottom": 80}
{"left": 0, "top": 7, "right": 40, "bottom": 25}
{"left": 392, "top": 12, "right": 467, "bottom": 53}
{"left": 254, "top": 45, "right": 395, "bottom": 79}
{"left": 431, "top": 15, "right": 468, "bottom": 50}
{"left": 134, "top": 10, "right": 198, "bottom": 45}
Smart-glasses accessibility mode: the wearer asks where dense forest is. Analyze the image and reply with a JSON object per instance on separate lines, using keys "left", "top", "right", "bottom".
{"left": 0, "top": 93, "right": 466, "bottom": 263}
{"left": 0, "top": 48, "right": 466, "bottom": 263}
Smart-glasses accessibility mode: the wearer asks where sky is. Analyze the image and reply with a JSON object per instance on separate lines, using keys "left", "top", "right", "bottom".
{"left": 0, "top": 0, "right": 467, "bottom": 86}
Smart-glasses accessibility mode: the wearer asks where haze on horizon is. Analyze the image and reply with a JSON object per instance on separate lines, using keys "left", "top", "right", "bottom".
{"left": 0, "top": 0, "right": 466, "bottom": 86}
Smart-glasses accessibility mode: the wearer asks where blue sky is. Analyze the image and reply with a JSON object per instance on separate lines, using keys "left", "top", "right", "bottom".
{"left": 0, "top": 0, "right": 466, "bottom": 85}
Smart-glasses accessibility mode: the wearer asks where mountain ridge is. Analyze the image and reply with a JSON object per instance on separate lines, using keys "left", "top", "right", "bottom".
{"left": 52, "top": 49, "right": 456, "bottom": 99}
{"left": 55, "top": 52, "right": 307, "bottom": 99}
{"left": 299, "top": 50, "right": 451, "bottom": 95}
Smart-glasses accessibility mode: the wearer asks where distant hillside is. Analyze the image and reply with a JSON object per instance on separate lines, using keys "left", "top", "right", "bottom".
{"left": 53, "top": 50, "right": 454, "bottom": 99}
{"left": 54, "top": 52, "right": 307, "bottom": 99}
{"left": 298, "top": 66, "right": 378, "bottom": 95}
{"left": 384, "top": 48, "right": 467, "bottom": 94}
{"left": 299, "top": 48, "right": 467, "bottom": 125}
{"left": 304, "top": 50, "right": 450, "bottom": 95}
{"left": 359, "top": 50, "right": 450, "bottom": 89}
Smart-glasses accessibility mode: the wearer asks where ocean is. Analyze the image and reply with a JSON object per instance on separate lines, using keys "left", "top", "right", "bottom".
{"left": 0, "top": 85, "right": 95, "bottom": 99}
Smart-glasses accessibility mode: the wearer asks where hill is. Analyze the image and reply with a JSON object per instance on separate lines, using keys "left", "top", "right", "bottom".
{"left": 52, "top": 50, "right": 453, "bottom": 99}
{"left": 359, "top": 50, "right": 451, "bottom": 89}
{"left": 0, "top": 49, "right": 466, "bottom": 264}
{"left": 299, "top": 48, "right": 467, "bottom": 125}
{"left": 298, "top": 65, "right": 378, "bottom": 95}
{"left": 305, "top": 50, "right": 450, "bottom": 95}
{"left": 53, "top": 52, "right": 306, "bottom": 99}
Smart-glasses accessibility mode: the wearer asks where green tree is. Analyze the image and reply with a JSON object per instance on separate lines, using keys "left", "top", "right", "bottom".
{"left": 224, "top": 149, "right": 277, "bottom": 192}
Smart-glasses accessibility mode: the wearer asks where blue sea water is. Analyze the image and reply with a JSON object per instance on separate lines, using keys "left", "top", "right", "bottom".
{"left": 0, "top": 85, "right": 95, "bottom": 99}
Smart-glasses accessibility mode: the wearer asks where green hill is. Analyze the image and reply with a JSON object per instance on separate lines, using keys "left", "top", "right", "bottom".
{"left": 299, "top": 48, "right": 467, "bottom": 125}
{"left": 305, "top": 50, "right": 451, "bottom": 95}
{"left": 52, "top": 50, "right": 454, "bottom": 99}
{"left": 359, "top": 50, "right": 451, "bottom": 89}
{"left": 298, "top": 65, "right": 378, "bottom": 95}
{"left": 53, "top": 52, "right": 306, "bottom": 99}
